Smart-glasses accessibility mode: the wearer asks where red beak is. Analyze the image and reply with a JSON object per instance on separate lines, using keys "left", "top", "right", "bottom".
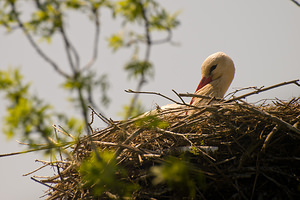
{"left": 190, "top": 76, "right": 212, "bottom": 105}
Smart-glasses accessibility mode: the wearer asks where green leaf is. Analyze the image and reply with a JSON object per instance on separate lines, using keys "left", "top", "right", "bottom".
{"left": 107, "top": 32, "right": 124, "bottom": 52}
{"left": 124, "top": 60, "right": 154, "bottom": 80}
{"left": 149, "top": 9, "right": 181, "bottom": 31}
{"left": 116, "top": 0, "right": 144, "bottom": 22}
{"left": 135, "top": 115, "right": 169, "bottom": 129}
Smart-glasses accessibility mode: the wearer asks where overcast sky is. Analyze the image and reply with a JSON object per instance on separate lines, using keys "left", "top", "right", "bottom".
{"left": 1, "top": 0, "right": 300, "bottom": 199}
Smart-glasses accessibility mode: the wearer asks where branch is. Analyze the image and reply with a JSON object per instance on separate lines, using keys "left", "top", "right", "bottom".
{"left": 83, "top": 9, "right": 101, "bottom": 71}
{"left": 225, "top": 79, "right": 300, "bottom": 103}
{"left": 239, "top": 100, "right": 300, "bottom": 135}
{"left": 172, "top": 89, "right": 186, "bottom": 104}
{"left": 59, "top": 24, "right": 80, "bottom": 73}
{"left": 179, "top": 93, "right": 223, "bottom": 101}
{"left": 125, "top": 89, "right": 181, "bottom": 105}
{"left": 10, "top": 2, "right": 70, "bottom": 78}
{"left": 152, "top": 28, "right": 173, "bottom": 45}
{"left": 291, "top": 0, "right": 300, "bottom": 7}
{"left": 125, "top": 1, "right": 152, "bottom": 119}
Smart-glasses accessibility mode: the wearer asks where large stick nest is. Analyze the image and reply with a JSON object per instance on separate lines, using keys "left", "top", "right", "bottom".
{"left": 28, "top": 81, "right": 300, "bottom": 199}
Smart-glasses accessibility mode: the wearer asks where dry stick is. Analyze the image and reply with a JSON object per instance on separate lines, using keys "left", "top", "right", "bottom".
{"left": 125, "top": 89, "right": 180, "bottom": 104}
{"left": 114, "top": 128, "right": 145, "bottom": 157}
{"left": 155, "top": 130, "right": 209, "bottom": 156}
{"left": 31, "top": 177, "right": 70, "bottom": 197}
{"left": 0, "top": 142, "right": 72, "bottom": 158}
{"left": 41, "top": 164, "right": 74, "bottom": 182}
{"left": 88, "top": 106, "right": 111, "bottom": 125}
{"left": 125, "top": 89, "right": 201, "bottom": 111}
{"left": 172, "top": 89, "right": 186, "bottom": 104}
{"left": 225, "top": 79, "right": 300, "bottom": 103}
{"left": 52, "top": 125, "right": 75, "bottom": 139}
{"left": 239, "top": 101, "right": 300, "bottom": 135}
{"left": 261, "top": 125, "right": 280, "bottom": 151}
{"left": 179, "top": 79, "right": 300, "bottom": 103}
{"left": 23, "top": 163, "right": 50, "bottom": 176}
{"left": 93, "top": 141, "right": 150, "bottom": 155}
{"left": 179, "top": 93, "right": 222, "bottom": 101}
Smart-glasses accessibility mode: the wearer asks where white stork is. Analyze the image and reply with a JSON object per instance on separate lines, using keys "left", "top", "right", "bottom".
{"left": 142, "top": 52, "right": 235, "bottom": 116}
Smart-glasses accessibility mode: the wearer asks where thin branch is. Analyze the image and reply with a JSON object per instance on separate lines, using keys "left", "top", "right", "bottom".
{"left": 225, "top": 79, "right": 300, "bottom": 103}
{"left": 83, "top": 9, "right": 101, "bottom": 71}
{"left": 0, "top": 142, "right": 72, "bottom": 158}
{"left": 152, "top": 28, "right": 173, "bottom": 45}
{"left": 88, "top": 106, "right": 111, "bottom": 125}
{"left": 179, "top": 93, "right": 223, "bottom": 101}
{"left": 23, "top": 163, "right": 50, "bottom": 176}
{"left": 125, "top": 0, "right": 152, "bottom": 119}
{"left": 31, "top": 177, "right": 67, "bottom": 194}
{"left": 10, "top": 2, "right": 70, "bottom": 78}
{"left": 261, "top": 125, "right": 280, "bottom": 151}
{"left": 239, "top": 100, "right": 300, "bottom": 135}
{"left": 126, "top": 89, "right": 180, "bottom": 104}
{"left": 59, "top": 25, "right": 79, "bottom": 73}
{"left": 172, "top": 89, "right": 186, "bottom": 104}
{"left": 291, "top": 0, "right": 300, "bottom": 7}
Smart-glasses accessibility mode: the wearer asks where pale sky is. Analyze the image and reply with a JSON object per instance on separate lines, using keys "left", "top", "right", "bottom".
{"left": 0, "top": 0, "right": 300, "bottom": 199}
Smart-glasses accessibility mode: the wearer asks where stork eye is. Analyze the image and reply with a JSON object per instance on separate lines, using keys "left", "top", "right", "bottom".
{"left": 209, "top": 64, "right": 217, "bottom": 74}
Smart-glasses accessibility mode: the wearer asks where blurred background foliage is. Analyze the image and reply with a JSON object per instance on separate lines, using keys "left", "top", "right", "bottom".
{"left": 0, "top": 0, "right": 183, "bottom": 198}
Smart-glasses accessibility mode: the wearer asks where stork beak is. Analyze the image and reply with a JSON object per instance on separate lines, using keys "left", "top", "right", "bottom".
{"left": 195, "top": 76, "right": 212, "bottom": 92}
{"left": 190, "top": 76, "right": 212, "bottom": 105}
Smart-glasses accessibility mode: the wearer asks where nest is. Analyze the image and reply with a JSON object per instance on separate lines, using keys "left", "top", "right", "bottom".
{"left": 25, "top": 81, "right": 300, "bottom": 199}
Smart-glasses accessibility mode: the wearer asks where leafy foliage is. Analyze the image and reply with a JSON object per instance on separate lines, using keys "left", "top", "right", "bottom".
{"left": 0, "top": 1, "right": 180, "bottom": 198}
{"left": 135, "top": 114, "right": 169, "bottom": 129}
{"left": 79, "top": 150, "right": 139, "bottom": 197}
{"left": 125, "top": 59, "right": 154, "bottom": 80}
{"left": 151, "top": 155, "right": 206, "bottom": 198}
{"left": 0, "top": 68, "right": 83, "bottom": 146}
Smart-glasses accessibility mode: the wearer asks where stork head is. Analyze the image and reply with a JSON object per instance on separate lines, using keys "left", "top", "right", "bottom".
{"left": 190, "top": 52, "right": 235, "bottom": 104}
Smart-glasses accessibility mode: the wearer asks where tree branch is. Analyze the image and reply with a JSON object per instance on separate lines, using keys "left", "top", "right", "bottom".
{"left": 224, "top": 79, "right": 300, "bottom": 103}
{"left": 59, "top": 24, "right": 80, "bottom": 74}
{"left": 10, "top": 2, "right": 70, "bottom": 79}
{"left": 83, "top": 9, "right": 101, "bottom": 71}
{"left": 291, "top": 0, "right": 300, "bottom": 7}
{"left": 125, "top": 0, "right": 152, "bottom": 119}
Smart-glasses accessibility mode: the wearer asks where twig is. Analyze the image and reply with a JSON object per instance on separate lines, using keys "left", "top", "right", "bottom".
{"left": 88, "top": 106, "right": 111, "bottom": 125}
{"left": 179, "top": 93, "right": 223, "bottom": 101}
{"left": 224, "top": 86, "right": 260, "bottom": 99}
{"left": 23, "top": 163, "right": 50, "bottom": 176}
{"left": 114, "top": 128, "right": 145, "bottom": 157}
{"left": 172, "top": 89, "right": 186, "bottom": 104}
{"left": 31, "top": 177, "right": 67, "bottom": 195}
{"left": 59, "top": 25, "right": 80, "bottom": 73}
{"left": 261, "top": 125, "right": 280, "bottom": 151}
{"left": 52, "top": 125, "right": 75, "bottom": 139}
{"left": 239, "top": 101, "right": 300, "bottom": 135}
{"left": 291, "top": 0, "right": 300, "bottom": 7}
{"left": 225, "top": 79, "right": 300, "bottom": 103}
{"left": 83, "top": 8, "right": 101, "bottom": 71}
{"left": 125, "top": 89, "right": 181, "bottom": 105}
